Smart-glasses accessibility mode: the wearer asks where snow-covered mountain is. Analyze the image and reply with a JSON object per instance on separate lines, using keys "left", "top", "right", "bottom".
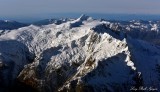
{"left": 32, "top": 18, "right": 72, "bottom": 26}
{"left": 0, "top": 15, "right": 160, "bottom": 92}
{"left": 110, "top": 20, "right": 160, "bottom": 45}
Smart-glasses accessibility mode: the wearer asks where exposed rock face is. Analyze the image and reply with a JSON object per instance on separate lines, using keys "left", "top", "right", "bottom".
{"left": 0, "top": 16, "right": 160, "bottom": 92}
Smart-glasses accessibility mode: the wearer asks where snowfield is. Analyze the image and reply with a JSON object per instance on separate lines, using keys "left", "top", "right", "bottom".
{"left": 0, "top": 15, "right": 160, "bottom": 92}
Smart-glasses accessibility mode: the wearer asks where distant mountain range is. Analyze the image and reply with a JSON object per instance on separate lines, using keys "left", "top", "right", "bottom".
{"left": 0, "top": 20, "right": 28, "bottom": 30}
{"left": 32, "top": 18, "right": 71, "bottom": 26}
{"left": 0, "top": 18, "right": 70, "bottom": 30}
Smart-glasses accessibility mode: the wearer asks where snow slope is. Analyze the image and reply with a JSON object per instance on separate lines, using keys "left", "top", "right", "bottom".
{"left": 0, "top": 15, "right": 160, "bottom": 92}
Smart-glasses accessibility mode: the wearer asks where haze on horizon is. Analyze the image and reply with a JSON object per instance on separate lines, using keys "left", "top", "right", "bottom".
{"left": 0, "top": 0, "right": 160, "bottom": 22}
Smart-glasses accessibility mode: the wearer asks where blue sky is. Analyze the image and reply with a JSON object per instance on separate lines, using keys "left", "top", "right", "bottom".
{"left": 0, "top": 0, "right": 160, "bottom": 22}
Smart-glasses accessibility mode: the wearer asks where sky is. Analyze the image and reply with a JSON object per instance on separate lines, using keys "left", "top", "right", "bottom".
{"left": 0, "top": 0, "right": 160, "bottom": 22}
